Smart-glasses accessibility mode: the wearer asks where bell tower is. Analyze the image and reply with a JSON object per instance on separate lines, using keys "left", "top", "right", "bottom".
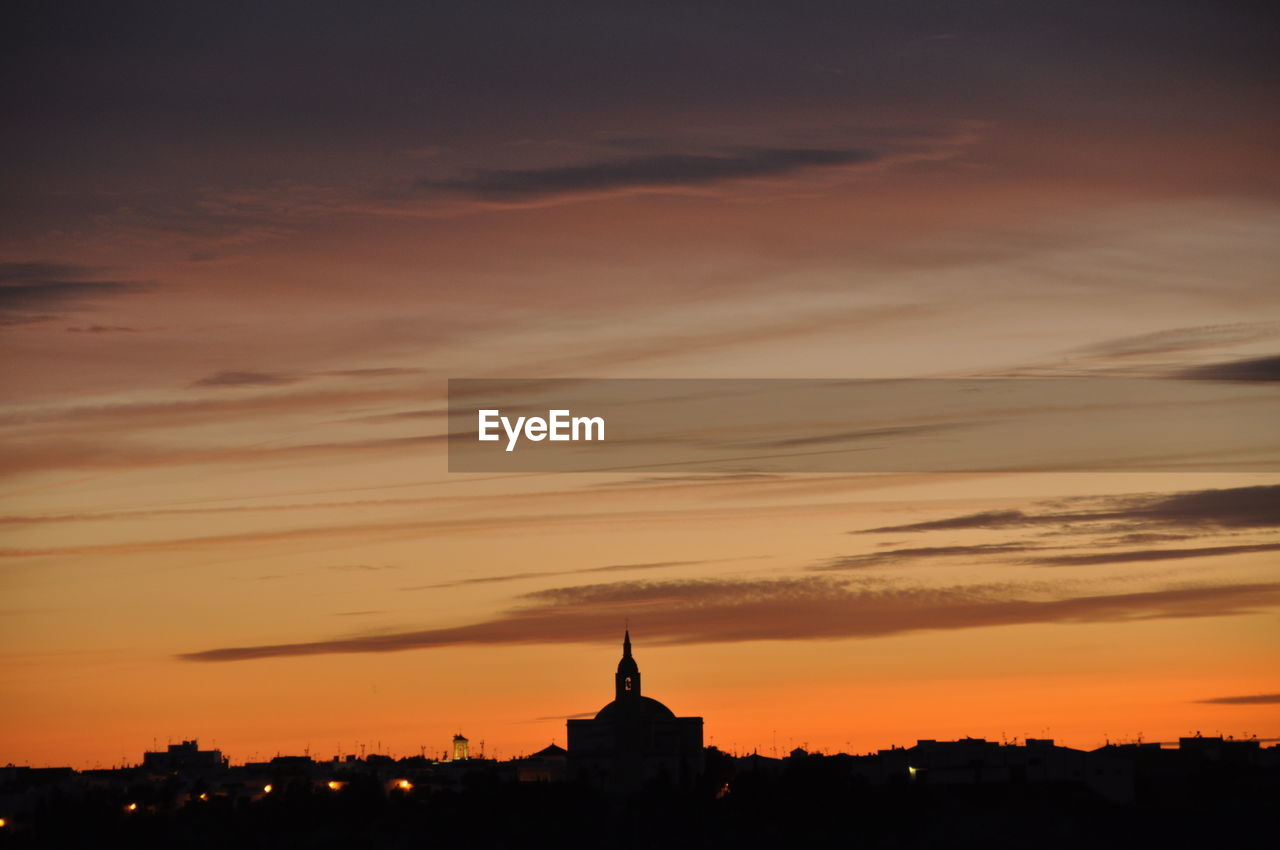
{"left": 614, "top": 630, "right": 641, "bottom": 700}
{"left": 568, "top": 630, "right": 705, "bottom": 790}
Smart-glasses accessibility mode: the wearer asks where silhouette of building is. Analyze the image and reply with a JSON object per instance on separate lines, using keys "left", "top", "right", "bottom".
{"left": 567, "top": 631, "right": 703, "bottom": 789}
{"left": 872, "top": 737, "right": 1134, "bottom": 803}
{"left": 1175, "top": 733, "right": 1262, "bottom": 765}
{"left": 513, "top": 743, "right": 568, "bottom": 782}
{"left": 140, "top": 740, "right": 227, "bottom": 775}
{"left": 452, "top": 734, "right": 469, "bottom": 761}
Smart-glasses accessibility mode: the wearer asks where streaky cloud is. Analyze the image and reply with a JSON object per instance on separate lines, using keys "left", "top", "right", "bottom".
{"left": 1195, "top": 693, "right": 1280, "bottom": 705}
{"left": 65, "top": 325, "right": 142, "bottom": 334}
{"left": 319, "top": 367, "right": 426, "bottom": 378}
{"left": 178, "top": 577, "right": 1280, "bottom": 662}
{"left": 189, "top": 366, "right": 423, "bottom": 390}
{"left": 1025, "top": 542, "right": 1280, "bottom": 567}
{"left": 810, "top": 543, "right": 1038, "bottom": 570}
{"left": 409, "top": 560, "right": 707, "bottom": 590}
{"left": 0, "top": 433, "right": 447, "bottom": 479}
{"left": 0, "top": 261, "right": 152, "bottom": 329}
{"left": 855, "top": 509, "right": 1037, "bottom": 533}
{"left": 1180, "top": 355, "right": 1280, "bottom": 382}
{"left": 1069, "top": 323, "right": 1277, "bottom": 361}
{"left": 738, "top": 422, "right": 966, "bottom": 450}
{"left": 421, "top": 147, "right": 877, "bottom": 200}
{"left": 855, "top": 485, "right": 1280, "bottom": 534}
{"left": 191, "top": 370, "right": 301, "bottom": 388}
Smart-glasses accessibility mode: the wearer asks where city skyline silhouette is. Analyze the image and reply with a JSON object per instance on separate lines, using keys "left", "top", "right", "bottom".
{"left": 2, "top": 630, "right": 1275, "bottom": 847}
{"left": 4, "top": 630, "right": 1275, "bottom": 770}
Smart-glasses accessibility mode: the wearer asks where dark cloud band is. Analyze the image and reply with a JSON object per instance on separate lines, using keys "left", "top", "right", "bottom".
{"left": 179, "top": 577, "right": 1280, "bottom": 662}
{"left": 0, "top": 261, "right": 151, "bottom": 329}
{"left": 1195, "top": 693, "right": 1280, "bottom": 705}
{"left": 1180, "top": 355, "right": 1280, "bottom": 383}
{"left": 856, "top": 485, "right": 1280, "bottom": 534}
{"left": 421, "top": 148, "right": 876, "bottom": 200}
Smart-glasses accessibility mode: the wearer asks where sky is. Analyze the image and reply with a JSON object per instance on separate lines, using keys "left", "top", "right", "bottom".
{"left": 1, "top": 1, "right": 1278, "bottom": 768}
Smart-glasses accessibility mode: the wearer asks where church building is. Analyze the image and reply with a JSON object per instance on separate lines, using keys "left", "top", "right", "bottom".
{"left": 566, "top": 631, "right": 704, "bottom": 789}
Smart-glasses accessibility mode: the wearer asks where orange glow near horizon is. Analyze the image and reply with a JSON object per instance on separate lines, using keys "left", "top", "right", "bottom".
{"left": 3, "top": 9, "right": 1279, "bottom": 770}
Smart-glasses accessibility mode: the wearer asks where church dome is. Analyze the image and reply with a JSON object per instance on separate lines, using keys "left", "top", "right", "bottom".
{"left": 593, "top": 695, "right": 676, "bottom": 722}
{"left": 588, "top": 630, "right": 681, "bottom": 722}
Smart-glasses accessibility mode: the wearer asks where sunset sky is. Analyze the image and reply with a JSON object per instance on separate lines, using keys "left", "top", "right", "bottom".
{"left": 2, "top": 1, "right": 1278, "bottom": 768}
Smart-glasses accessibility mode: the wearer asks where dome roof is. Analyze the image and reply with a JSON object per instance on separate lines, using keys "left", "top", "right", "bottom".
{"left": 594, "top": 695, "right": 676, "bottom": 722}
{"left": 531, "top": 743, "right": 567, "bottom": 757}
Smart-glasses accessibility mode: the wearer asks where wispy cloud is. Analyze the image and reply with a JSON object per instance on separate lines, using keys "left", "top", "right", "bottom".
{"left": 327, "top": 564, "right": 400, "bottom": 572}
{"left": 855, "top": 509, "right": 1058, "bottom": 533}
{"left": 0, "top": 261, "right": 152, "bottom": 329}
{"left": 191, "top": 370, "right": 302, "bottom": 388}
{"left": 1095, "top": 532, "right": 1192, "bottom": 546}
{"left": 809, "top": 544, "right": 1039, "bottom": 571}
{"left": 65, "top": 325, "right": 142, "bottom": 334}
{"left": 1069, "top": 323, "right": 1278, "bottom": 361}
{"left": 736, "top": 423, "right": 967, "bottom": 450}
{"left": 1025, "top": 542, "right": 1280, "bottom": 567}
{"left": 345, "top": 408, "right": 449, "bottom": 424}
{"left": 178, "top": 576, "right": 1280, "bottom": 662}
{"left": 1179, "top": 355, "right": 1280, "bottom": 383}
{"left": 405, "top": 560, "right": 706, "bottom": 590}
{"left": 855, "top": 485, "right": 1280, "bottom": 534}
{"left": 420, "top": 147, "right": 877, "bottom": 201}
{"left": 1, "top": 504, "right": 765, "bottom": 559}
{"left": 321, "top": 368, "right": 425, "bottom": 378}
{"left": 1194, "top": 693, "right": 1280, "bottom": 705}
{"left": 0, "top": 386, "right": 426, "bottom": 435}
{"left": 532, "top": 712, "right": 597, "bottom": 721}
{"left": 0, "top": 433, "right": 447, "bottom": 479}
{"left": 190, "top": 366, "right": 424, "bottom": 389}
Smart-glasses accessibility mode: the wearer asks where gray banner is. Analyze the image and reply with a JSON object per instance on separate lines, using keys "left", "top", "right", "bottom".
{"left": 447, "top": 378, "right": 1279, "bottom": 473}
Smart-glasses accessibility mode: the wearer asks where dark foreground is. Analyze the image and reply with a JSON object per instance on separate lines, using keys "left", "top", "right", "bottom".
{"left": 3, "top": 750, "right": 1276, "bottom": 849}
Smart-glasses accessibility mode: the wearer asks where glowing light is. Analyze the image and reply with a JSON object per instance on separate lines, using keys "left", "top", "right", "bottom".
{"left": 198, "top": 793, "right": 208, "bottom": 801}
{"left": 263, "top": 784, "right": 273, "bottom": 794}
{"left": 908, "top": 767, "right": 918, "bottom": 779}
{"left": 0, "top": 817, "right": 7, "bottom": 828}
{"left": 125, "top": 803, "right": 138, "bottom": 812}
{"left": 327, "top": 781, "right": 344, "bottom": 790}
{"left": 396, "top": 779, "right": 412, "bottom": 790}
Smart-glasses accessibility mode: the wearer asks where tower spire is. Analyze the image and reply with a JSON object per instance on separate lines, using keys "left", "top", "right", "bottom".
{"left": 615, "top": 629, "right": 640, "bottom": 699}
